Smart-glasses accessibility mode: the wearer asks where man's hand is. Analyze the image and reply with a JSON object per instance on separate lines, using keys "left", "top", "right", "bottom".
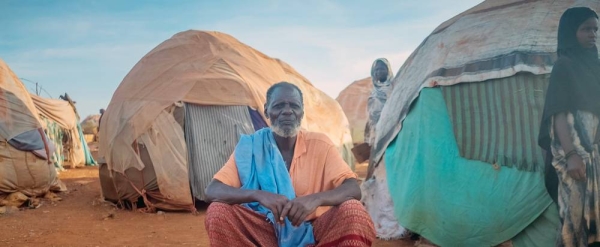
{"left": 254, "top": 191, "right": 289, "bottom": 224}
{"left": 280, "top": 195, "right": 321, "bottom": 226}
{"left": 567, "top": 154, "right": 586, "bottom": 181}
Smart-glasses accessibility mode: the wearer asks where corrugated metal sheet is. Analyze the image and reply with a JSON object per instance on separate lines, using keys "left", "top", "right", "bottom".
{"left": 441, "top": 73, "right": 549, "bottom": 172}
{"left": 185, "top": 104, "right": 255, "bottom": 201}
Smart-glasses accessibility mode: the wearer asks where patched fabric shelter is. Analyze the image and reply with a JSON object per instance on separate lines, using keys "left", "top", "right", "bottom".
{"left": 99, "top": 30, "right": 354, "bottom": 211}
{"left": 362, "top": 0, "right": 600, "bottom": 246}
{"left": 30, "top": 94, "right": 96, "bottom": 170}
{"left": 0, "top": 59, "right": 64, "bottom": 199}
{"left": 80, "top": 114, "right": 100, "bottom": 135}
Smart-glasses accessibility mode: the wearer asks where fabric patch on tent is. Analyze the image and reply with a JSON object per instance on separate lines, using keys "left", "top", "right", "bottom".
{"left": 77, "top": 124, "right": 96, "bottom": 167}
{"left": 185, "top": 104, "right": 255, "bottom": 201}
{"left": 441, "top": 73, "right": 549, "bottom": 172}
{"left": 385, "top": 87, "right": 557, "bottom": 246}
{"left": 41, "top": 116, "right": 66, "bottom": 170}
{"left": 7, "top": 129, "right": 45, "bottom": 151}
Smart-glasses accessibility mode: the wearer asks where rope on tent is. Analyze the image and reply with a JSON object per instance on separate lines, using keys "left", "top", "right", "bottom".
{"left": 19, "top": 78, "right": 53, "bottom": 98}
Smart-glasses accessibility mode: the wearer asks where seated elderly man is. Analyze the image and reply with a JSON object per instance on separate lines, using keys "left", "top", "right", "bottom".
{"left": 204, "top": 82, "right": 376, "bottom": 247}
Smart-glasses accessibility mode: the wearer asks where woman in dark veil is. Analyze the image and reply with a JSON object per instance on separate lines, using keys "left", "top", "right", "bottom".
{"left": 539, "top": 7, "right": 600, "bottom": 247}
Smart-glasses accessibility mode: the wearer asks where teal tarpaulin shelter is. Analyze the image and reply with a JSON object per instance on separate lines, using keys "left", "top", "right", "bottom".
{"left": 385, "top": 88, "right": 558, "bottom": 246}
{"left": 361, "top": 0, "right": 600, "bottom": 246}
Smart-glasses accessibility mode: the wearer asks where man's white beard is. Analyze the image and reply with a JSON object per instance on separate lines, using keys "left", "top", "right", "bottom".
{"left": 272, "top": 122, "right": 301, "bottom": 138}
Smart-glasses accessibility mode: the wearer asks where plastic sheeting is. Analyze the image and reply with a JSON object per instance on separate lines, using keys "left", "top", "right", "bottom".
{"left": 384, "top": 88, "right": 558, "bottom": 246}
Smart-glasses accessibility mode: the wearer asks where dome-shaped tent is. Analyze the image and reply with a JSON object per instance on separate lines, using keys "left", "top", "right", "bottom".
{"left": 0, "top": 59, "right": 64, "bottom": 200}
{"left": 99, "top": 30, "right": 354, "bottom": 211}
{"left": 363, "top": 0, "right": 600, "bottom": 246}
{"left": 30, "top": 93, "right": 97, "bottom": 170}
{"left": 80, "top": 114, "right": 100, "bottom": 135}
{"left": 336, "top": 77, "right": 372, "bottom": 144}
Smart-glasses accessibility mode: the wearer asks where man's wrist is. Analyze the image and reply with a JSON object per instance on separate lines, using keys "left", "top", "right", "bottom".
{"left": 308, "top": 193, "right": 325, "bottom": 207}
{"left": 250, "top": 190, "right": 263, "bottom": 203}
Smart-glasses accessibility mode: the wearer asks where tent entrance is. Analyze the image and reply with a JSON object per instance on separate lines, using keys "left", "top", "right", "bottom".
{"left": 184, "top": 104, "right": 259, "bottom": 201}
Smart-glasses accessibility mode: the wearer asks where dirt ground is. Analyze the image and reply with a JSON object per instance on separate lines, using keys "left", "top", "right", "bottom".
{"left": 0, "top": 163, "right": 415, "bottom": 246}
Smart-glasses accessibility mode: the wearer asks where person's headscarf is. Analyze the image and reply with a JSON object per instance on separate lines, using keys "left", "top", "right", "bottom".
{"left": 370, "top": 58, "right": 394, "bottom": 86}
{"left": 366, "top": 58, "right": 394, "bottom": 145}
{"left": 538, "top": 7, "right": 600, "bottom": 151}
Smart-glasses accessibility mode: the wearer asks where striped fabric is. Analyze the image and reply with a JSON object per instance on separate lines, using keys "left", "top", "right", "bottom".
{"left": 185, "top": 104, "right": 255, "bottom": 201}
{"left": 441, "top": 73, "right": 549, "bottom": 172}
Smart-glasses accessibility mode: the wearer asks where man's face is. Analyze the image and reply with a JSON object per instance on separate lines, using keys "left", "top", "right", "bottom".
{"left": 577, "top": 17, "right": 598, "bottom": 49}
{"left": 265, "top": 86, "right": 303, "bottom": 138}
{"left": 373, "top": 61, "right": 389, "bottom": 83}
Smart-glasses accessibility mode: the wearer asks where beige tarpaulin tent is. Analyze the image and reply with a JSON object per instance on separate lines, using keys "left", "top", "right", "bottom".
{"left": 81, "top": 114, "right": 100, "bottom": 135}
{"left": 30, "top": 94, "right": 95, "bottom": 169}
{"left": 30, "top": 94, "right": 78, "bottom": 130}
{"left": 81, "top": 114, "right": 101, "bottom": 143}
{"left": 336, "top": 77, "right": 372, "bottom": 144}
{"left": 0, "top": 59, "right": 64, "bottom": 199}
{"left": 99, "top": 30, "right": 354, "bottom": 211}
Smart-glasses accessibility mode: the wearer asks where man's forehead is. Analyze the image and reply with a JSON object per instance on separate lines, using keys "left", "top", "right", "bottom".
{"left": 270, "top": 87, "right": 302, "bottom": 102}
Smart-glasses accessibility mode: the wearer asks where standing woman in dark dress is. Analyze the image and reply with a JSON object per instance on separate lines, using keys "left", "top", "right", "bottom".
{"left": 539, "top": 7, "right": 600, "bottom": 247}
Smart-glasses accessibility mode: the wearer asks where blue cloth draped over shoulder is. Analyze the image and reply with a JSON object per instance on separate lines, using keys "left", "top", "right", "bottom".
{"left": 235, "top": 128, "right": 315, "bottom": 247}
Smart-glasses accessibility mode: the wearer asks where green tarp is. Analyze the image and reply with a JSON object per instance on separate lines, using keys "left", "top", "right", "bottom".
{"left": 78, "top": 123, "right": 96, "bottom": 167}
{"left": 385, "top": 88, "right": 558, "bottom": 246}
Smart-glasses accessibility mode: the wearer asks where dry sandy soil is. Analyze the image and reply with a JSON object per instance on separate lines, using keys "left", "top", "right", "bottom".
{"left": 0, "top": 163, "right": 415, "bottom": 246}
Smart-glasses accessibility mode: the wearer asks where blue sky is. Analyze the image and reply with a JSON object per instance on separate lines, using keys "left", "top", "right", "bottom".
{"left": 0, "top": 0, "right": 482, "bottom": 118}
